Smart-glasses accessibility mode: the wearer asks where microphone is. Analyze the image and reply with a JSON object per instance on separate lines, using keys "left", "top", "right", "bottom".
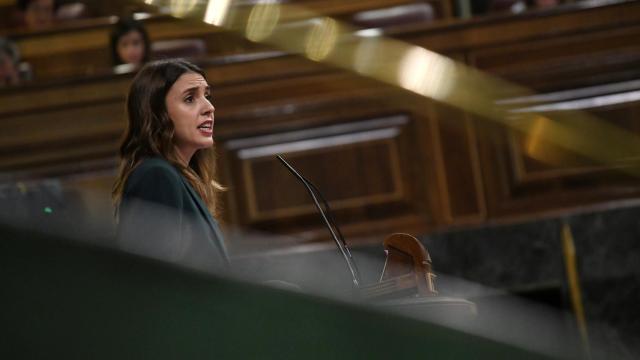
{"left": 276, "top": 154, "right": 361, "bottom": 288}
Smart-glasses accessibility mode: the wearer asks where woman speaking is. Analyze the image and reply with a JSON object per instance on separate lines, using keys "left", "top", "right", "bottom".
{"left": 113, "top": 59, "right": 229, "bottom": 272}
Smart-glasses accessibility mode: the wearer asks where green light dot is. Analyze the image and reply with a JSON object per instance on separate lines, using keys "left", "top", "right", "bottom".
{"left": 43, "top": 207, "right": 53, "bottom": 214}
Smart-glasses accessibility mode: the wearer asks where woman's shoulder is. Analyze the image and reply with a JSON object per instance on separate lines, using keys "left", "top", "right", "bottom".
{"left": 130, "top": 157, "right": 180, "bottom": 179}
{"left": 135, "top": 157, "right": 178, "bottom": 171}
{"left": 125, "top": 157, "right": 183, "bottom": 193}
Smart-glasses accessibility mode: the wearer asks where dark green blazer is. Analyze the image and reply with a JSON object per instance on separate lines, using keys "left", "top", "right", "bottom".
{"left": 117, "top": 157, "right": 229, "bottom": 272}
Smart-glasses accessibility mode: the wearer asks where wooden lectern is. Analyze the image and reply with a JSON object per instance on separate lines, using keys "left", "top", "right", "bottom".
{"left": 361, "top": 233, "right": 437, "bottom": 299}
{"left": 361, "top": 233, "right": 476, "bottom": 320}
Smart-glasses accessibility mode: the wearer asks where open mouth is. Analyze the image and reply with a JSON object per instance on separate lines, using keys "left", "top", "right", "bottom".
{"left": 197, "top": 120, "right": 213, "bottom": 135}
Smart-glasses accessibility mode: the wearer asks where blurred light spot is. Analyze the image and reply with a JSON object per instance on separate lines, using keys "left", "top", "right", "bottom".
{"left": 132, "top": 12, "right": 152, "bottom": 20}
{"left": 305, "top": 18, "right": 338, "bottom": 62}
{"left": 510, "top": 90, "right": 640, "bottom": 113}
{"left": 522, "top": 115, "right": 573, "bottom": 167}
{"left": 353, "top": 38, "right": 380, "bottom": 75}
{"left": 397, "top": 46, "right": 454, "bottom": 101}
{"left": 354, "top": 28, "right": 382, "bottom": 38}
{"left": 525, "top": 115, "right": 550, "bottom": 157}
{"left": 246, "top": 1, "right": 281, "bottom": 42}
{"left": 354, "top": 38, "right": 407, "bottom": 85}
{"left": 43, "top": 207, "right": 53, "bottom": 214}
{"left": 353, "top": 3, "right": 434, "bottom": 25}
{"left": 113, "top": 63, "right": 136, "bottom": 75}
{"left": 169, "top": 0, "right": 198, "bottom": 18}
{"left": 204, "top": 0, "right": 231, "bottom": 26}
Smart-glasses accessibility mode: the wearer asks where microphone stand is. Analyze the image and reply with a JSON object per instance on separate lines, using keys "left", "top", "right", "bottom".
{"left": 276, "top": 154, "right": 362, "bottom": 288}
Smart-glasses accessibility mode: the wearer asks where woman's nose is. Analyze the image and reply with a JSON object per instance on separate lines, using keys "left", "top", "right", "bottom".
{"left": 202, "top": 99, "right": 215, "bottom": 114}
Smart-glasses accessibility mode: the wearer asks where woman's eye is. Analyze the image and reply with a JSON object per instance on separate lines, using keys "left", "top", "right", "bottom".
{"left": 205, "top": 94, "right": 212, "bottom": 101}
{"left": 184, "top": 96, "right": 194, "bottom": 103}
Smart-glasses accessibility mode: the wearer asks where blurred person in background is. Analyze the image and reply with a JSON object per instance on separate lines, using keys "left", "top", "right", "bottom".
{"left": 110, "top": 17, "right": 151, "bottom": 68}
{"left": 112, "top": 59, "right": 229, "bottom": 272}
{"left": 16, "top": 0, "right": 56, "bottom": 30}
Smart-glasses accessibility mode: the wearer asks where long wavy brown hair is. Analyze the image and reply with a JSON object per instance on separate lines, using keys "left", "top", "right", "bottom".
{"left": 112, "top": 59, "right": 223, "bottom": 217}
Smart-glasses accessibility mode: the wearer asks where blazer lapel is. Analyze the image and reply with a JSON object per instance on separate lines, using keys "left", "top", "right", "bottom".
{"left": 180, "top": 177, "right": 230, "bottom": 265}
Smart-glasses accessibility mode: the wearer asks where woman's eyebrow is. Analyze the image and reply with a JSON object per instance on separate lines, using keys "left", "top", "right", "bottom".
{"left": 181, "top": 85, "right": 210, "bottom": 95}
{"left": 181, "top": 86, "right": 198, "bottom": 95}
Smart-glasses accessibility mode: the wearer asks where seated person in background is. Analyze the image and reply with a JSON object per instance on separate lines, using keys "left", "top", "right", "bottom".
{"left": 0, "top": 38, "right": 22, "bottom": 87}
{"left": 16, "top": 0, "right": 56, "bottom": 30}
{"left": 110, "top": 17, "right": 151, "bottom": 68}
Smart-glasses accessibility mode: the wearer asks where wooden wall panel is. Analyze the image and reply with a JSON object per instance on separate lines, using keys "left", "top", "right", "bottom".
{"left": 476, "top": 82, "right": 640, "bottom": 218}
{"left": 220, "top": 113, "right": 434, "bottom": 240}
{"left": 508, "top": 103, "right": 640, "bottom": 184}
{"left": 244, "top": 141, "right": 403, "bottom": 220}
{"left": 454, "top": 6, "right": 640, "bottom": 219}
{"left": 429, "top": 106, "right": 485, "bottom": 224}
{"left": 469, "top": 25, "right": 640, "bottom": 92}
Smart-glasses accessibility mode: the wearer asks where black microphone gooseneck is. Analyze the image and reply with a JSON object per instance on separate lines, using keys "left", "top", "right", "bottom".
{"left": 276, "top": 154, "right": 361, "bottom": 288}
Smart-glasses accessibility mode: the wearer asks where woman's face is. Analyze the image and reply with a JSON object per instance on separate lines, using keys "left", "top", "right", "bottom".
{"left": 117, "top": 30, "right": 145, "bottom": 65}
{"left": 165, "top": 72, "right": 215, "bottom": 163}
